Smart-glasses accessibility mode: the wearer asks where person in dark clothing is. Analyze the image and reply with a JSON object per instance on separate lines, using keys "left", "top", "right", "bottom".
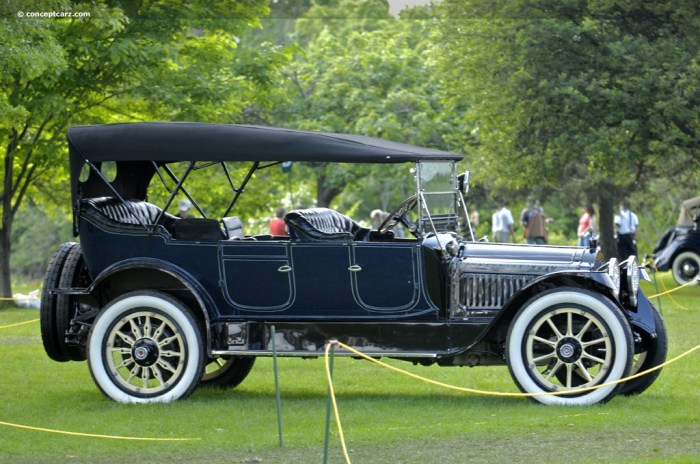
{"left": 614, "top": 201, "right": 639, "bottom": 260}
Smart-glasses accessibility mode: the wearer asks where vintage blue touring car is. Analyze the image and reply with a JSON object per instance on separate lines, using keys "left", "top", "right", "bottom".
{"left": 40, "top": 122, "right": 667, "bottom": 405}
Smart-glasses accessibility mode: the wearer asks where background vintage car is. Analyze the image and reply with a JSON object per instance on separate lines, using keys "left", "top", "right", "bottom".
{"left": 40, "top": 123, "right": 667, "bottom": 406}
{"left": 651, "top": 195, "right": 700, "bottom": 285}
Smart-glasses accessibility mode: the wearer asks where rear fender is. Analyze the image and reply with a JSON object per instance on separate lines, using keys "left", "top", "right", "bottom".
{"left": 82, "top": 258, "right": 214, "bottom": 354}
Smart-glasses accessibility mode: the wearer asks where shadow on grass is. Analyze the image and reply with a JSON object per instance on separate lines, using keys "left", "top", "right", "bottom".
{"left": 190, "top": 384, "right": 529, "bottom": 407}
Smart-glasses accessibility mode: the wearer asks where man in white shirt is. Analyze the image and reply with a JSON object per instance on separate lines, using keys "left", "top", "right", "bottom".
{"left": 492, "top": 202, "right": 515, "bottom": 243}
{"left": 614, "top": 201, "right": 639, "bottom": 260}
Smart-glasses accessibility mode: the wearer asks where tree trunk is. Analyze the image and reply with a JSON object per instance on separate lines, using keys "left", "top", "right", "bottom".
{"left": 596, "top": 187, "right": 617, "bottom": 261}
{"left": 316, "top": 175, "right": 341, "bottom": 208}
{"left": 2, "top": 136, "right": 15, "bottom": 299}
{"left": 0, "top": 227, "right": 11, "bottom": 298}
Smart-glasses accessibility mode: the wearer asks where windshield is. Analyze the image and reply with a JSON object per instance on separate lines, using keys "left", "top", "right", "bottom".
{"left": 417, "top": 161, "right": 465, "bottom": 236}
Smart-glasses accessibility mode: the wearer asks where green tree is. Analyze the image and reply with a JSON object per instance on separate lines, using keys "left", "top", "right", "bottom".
{"left": 259, "top": 0, "right": 460, "bottom": 214}
{"left": 435, "top": 0, "right": 700, "bottom": 258}
{"left": 0, "top": 0, "right": 275, "bottom": 297}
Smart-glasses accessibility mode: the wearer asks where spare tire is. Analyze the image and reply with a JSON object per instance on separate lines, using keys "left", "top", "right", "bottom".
{"left": 40, "top": 242, "right": 78, "bottom": 362}
{"left": 56, "top": 244, "right": 90, "bottom": 361}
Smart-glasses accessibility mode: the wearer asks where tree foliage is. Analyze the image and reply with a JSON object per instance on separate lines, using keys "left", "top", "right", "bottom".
{"left": 435, "top": 0, "right": 700, "bottom": 257}
{"left": 0, "top": 0, "right": 280, "bottom": 296}
{"left": 4, "top": 0, "right": 700, "bottom": 292}
{"left": 255, "top": 0, "right": 461, "bottom": 216}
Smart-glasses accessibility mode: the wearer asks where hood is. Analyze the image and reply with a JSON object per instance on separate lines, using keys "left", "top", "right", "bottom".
{"left": 460, "top": 242, "right": 599, "bottom": 273}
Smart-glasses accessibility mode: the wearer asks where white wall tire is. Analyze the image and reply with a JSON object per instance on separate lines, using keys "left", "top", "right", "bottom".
{"left": 87, "top": 291, "right": 204, "bottom": 403}
{"left": 671, "top": 251, "right": 700, "bottom": 286}
{"left": 506, "top": 288, "right": 633, "bottom": 406}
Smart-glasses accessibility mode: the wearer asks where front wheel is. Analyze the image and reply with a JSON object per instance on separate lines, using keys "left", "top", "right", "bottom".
{"left": 671, "top": 251, "right": 700, "bottom": 286}
{"left": 506, "top": 288, "right": 633, "bottom": 406}
{"left": 87, "top": 291, "right": 204, "bottom": 403}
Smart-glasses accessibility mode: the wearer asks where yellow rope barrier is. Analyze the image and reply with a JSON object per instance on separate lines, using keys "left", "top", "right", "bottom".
{"left": 0, "top": 420, "right": 200, "bottom": 441}
{"left": 333, "top": 342, "right": 699, "bottom": 397}
{"left": 645, "top": 264, "right": 696, "bottom": 310}
{"left": 325, "top": 341, "right": 352, "bottom": 464}
{"left": 0, "top": 318, "right": 199, "bottom": 442}
{"left": 646, "top": 276, "right": 699, "bottom": 300}
{"left": 0, "top": 318, "right": 39, "bottom": 330}
{"left": 323, "top": 341, "right": 700, "bottom": 461}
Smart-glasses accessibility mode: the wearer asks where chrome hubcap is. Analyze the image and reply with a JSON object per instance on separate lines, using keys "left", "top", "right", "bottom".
{"left": 526, "top": 308, "right": 612, "bottom": 391}
{"left": 556, "top": 337, "right": 582, "bottom": 363}
{"left": 105, "top": 311, "right": 185, "bottom": 394}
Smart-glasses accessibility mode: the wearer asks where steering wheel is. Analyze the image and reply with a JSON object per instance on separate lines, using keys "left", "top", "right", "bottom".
{"left": 379, "top": 194, "right": 420, "bottom": 238}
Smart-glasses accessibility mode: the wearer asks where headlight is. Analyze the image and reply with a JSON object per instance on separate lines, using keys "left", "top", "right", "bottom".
{"left": 607, "top": 258, "right": 620, "bottom": 298}
{"left": 626, "top": 255, "right": 639, "bottom": 306}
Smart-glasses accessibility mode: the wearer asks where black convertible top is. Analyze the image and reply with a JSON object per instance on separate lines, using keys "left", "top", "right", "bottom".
{"left": 67, "top": 122, "right": 463, "bottom": 163}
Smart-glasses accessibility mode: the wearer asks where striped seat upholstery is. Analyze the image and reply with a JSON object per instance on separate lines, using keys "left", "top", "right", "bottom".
{"left": 284, "top": 208, "right": 369, "bottom": 241}
{"left": 81, "top": 197, "right": 175, "bottom": 228}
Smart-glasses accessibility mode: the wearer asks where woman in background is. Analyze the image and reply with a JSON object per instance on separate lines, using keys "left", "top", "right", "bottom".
{"left": 577, "top": 204, "right": 596, "bottom": 247}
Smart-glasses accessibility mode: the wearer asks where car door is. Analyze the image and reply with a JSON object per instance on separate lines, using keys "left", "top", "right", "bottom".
{"left": 220, "top": 242, "right": 294, "bottom": 311}
{"left": 285, "top": 241, "right": 362, "bottom": 317}
{"left": 350, "top": 241, "right": 421, "bottom": 312}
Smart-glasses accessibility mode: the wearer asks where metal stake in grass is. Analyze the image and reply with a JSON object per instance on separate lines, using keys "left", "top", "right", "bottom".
{"left": 271, "top": 324, "right": 284, "bottom": 448}
{"left": 323, "top": 340, "right": 337, "bottom": 464}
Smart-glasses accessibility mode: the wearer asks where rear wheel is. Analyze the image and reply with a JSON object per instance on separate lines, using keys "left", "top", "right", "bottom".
{"left": 87, "top": 291, "right": 204, "bottom": 403}
{"left": 40, "top": 242, "right": 78, "bottom": 362}
{"left": 671, "top": 251, "right": 700, "bottom": 286}
{"left": 200, "top": 356, "right": 255, "bottom": 389}
{"left": 506, "top": 288, "right": 633, "bottom": 406}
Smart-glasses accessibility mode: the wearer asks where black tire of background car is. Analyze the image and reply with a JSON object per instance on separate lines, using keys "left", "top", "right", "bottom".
{"left": 40, "top": 242, "right": 78, "bottom": 362}
{"left": 617, "top": 305, "right": 668, "bottom": 396}
{"left": 200, "top": 356, "right": 256, "bottom": 389}
{"left": 56, "top": 244, "right": 90, "bottom": 361}
{"left": 87, "top": 290, "right": 205, "bottom": 403}
{"left": 505, "top": 288, "right": 634, "bottom": 406}
{"left": 671, "top": 250, "right": 700, "bottom": 286}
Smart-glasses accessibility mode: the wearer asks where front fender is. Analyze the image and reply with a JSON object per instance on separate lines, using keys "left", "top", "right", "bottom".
{"left": 653, "top": 243, "right": 676, "bottom": 271}
{"left": 653, "top": 231, "right": 700, "bottom": 271}
{"left": 450, "top": 270, "right": 619, "bottom": 354}
{"left": 494, "top": 270, "right": 619, "bottom": 327}
{"left": 628, "top": 291, "right": 659, "bottom": 339}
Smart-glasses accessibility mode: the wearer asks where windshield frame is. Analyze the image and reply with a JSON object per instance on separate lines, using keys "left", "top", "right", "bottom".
{"left": 416, "top": 160, "right": 473, "bottom": 241}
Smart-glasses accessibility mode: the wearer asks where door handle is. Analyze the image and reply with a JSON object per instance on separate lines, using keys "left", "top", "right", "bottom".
{"left": 348, "top": 265, "right": 362, "bottom": 272}
{"left": 278, "top": 265, "right": 292, "bottom": 273}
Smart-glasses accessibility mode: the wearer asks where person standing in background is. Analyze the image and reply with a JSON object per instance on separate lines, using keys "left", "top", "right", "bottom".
{"left": 176, "top": 199, "right": 191, "bottom": 218}
{"left": 577, "top": 204, "right": 596, "bottom": 247}
{"left": 270, "top": 206, "right": 286, "bottom": 235}
{"left": 492, "top": 202, "right": 515, "bottom": 243}
{"left": 615, "top": 201, "right": 639, "bottom": 260}
{"left": 523, "top": 205, "right": 548, "bottom": 245}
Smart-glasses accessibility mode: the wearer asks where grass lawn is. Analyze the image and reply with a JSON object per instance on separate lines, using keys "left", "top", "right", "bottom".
{"left": 0, "top": 272, "right": 698, "bottom": 463}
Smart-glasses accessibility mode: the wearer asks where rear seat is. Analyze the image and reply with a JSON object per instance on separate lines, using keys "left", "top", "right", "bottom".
{"left": 284, "top": 208, "right": 370, "bottom": 241}
{"left": 80, "top": 196, "right": 178, "bottom": 231}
